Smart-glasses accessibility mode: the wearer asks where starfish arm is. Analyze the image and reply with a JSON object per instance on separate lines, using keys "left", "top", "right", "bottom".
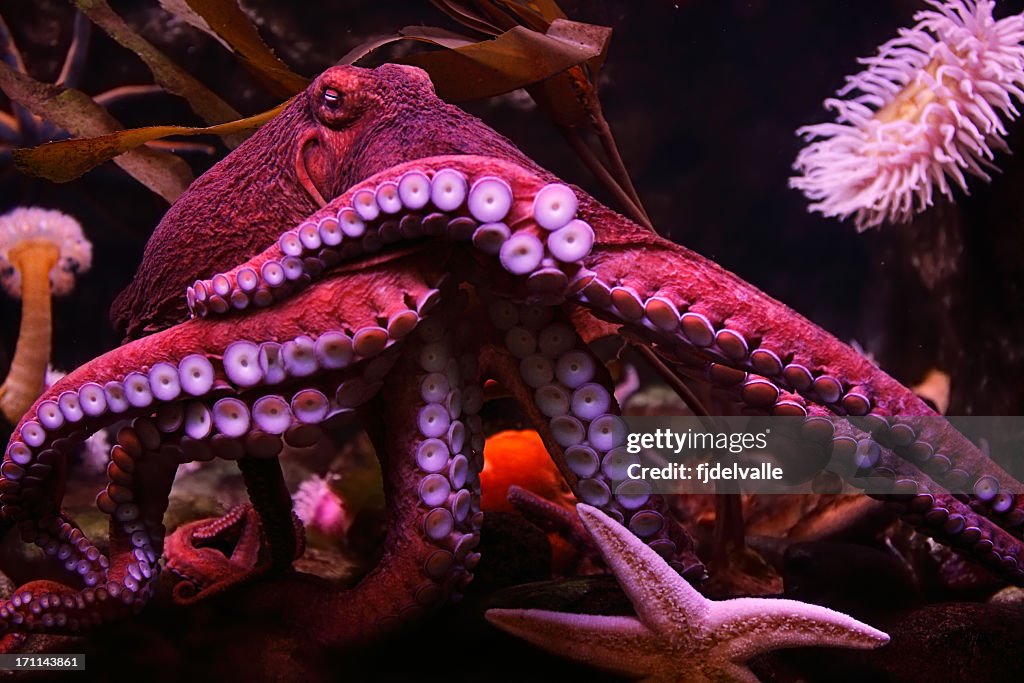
{"left": 577, "top": 504, "right": 710, "bottom": 636}
{"left": 705, "top": 597, "right": 890, "bottom": 662}
{"left": 486, "top": 608, "right": 662, "bottom": 677}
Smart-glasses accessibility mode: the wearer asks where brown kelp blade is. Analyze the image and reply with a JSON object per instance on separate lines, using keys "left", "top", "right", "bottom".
{"left": 342, "top": 21, "right": 607, "bottom": 103}
{"left": 72, "top": 0, "right": 241, "bottom": 134}
{"left": 0, "top": 59, "right": 192, "bottom": 201}
{"left": 158, "top": 0, "right": 309, "bottom": 98}
{"left": 13, "top": 101, "right": 290, "bottom": 185}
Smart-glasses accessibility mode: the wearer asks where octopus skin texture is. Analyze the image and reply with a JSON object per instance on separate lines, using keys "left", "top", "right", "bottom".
{"left": 109, "top": 64, "right": 538, "bottom": 339}
{"left": 0, "top": 64, "right": 1021, "bottom": 645}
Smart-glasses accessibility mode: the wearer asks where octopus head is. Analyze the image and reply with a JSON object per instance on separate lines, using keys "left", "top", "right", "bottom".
{"left": 297, "top": 64, "right": 438, "bottom": 204}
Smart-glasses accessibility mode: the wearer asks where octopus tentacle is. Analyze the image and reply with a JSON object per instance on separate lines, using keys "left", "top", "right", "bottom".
{"left": 621, "top": 329, "right": 1024, "bottom": 582}
{"left": 183, "top": 156, "right": 577, "bottom": 318}
{"left": 166, "top": 505, "right": 268, "bottom": 604}
{"left": 570, "top": 242, "right": 1024, "bottom": 535}
{"left": 236, "top": 457, "right": 303, "bottom": 571}
{"left": 177, "top": 155, "right": 706, "bottom": 577}
{"left": 478, "top": 296, "right": 706, "bottom": 580}
{"left": 0, "top": 417, "right": 182, "bottom": 633}
{"left": 3, "top": 260, "right": 440, "bottom": 515}
{"left": 0, "top": 273, "right": 484, "bottom": 642}
{"left": 628, "top": 343, "right": 1024, "bottom": 583}
{"left": 180, "top": 152, "right": 1023, "bottom": 580}
{"left": 238, "top": 295, "right": 483, "bottom": 646}
{"left": 14, "top": 509, "right": 107, "bottom": 588}
{"left": 165, "top": 460, "right": 304, "bottom": 600}
{"left": 100, "top": 420, "right": 175, "bottom": 596}
{"left": 371, "top": 304, "right": 484, "bottom": 614}
{"left": 0, "top": 259, "right": 445, "bottom": 634}
{"left": 803, "top": 414, "right": 1023, "bottom": 580}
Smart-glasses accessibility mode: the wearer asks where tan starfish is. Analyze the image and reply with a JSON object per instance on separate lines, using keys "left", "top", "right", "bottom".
{"left": 486, "top": 504, "right": 889, "bottom": 682}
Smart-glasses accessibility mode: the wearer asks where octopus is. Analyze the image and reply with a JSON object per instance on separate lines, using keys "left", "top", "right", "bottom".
{"left": 0, "top": 63, "right": 1021, "bottom": 644}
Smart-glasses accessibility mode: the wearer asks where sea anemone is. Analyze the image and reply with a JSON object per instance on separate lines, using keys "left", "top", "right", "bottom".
{"left": 292, "top": 474, "right": 352, "bottom": 538}
{"left": 0, "top": 207, "right": 91, "bottom": 422}
{"left": 791, "top": 0, "right": 1024, "bottom": 230}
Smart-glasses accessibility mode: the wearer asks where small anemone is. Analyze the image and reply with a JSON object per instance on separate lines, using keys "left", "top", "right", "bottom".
{"left": 44, "top": 364, "right": 67, "bottom": 387}
{"left": 791, "top": 0, "right": 1024, "bottom": 230}
{"left": 0, "top": 207, "right": 92, "bottom": 297}
{"left": 0, "top": 207, "right": 92, "bottom": 423}
{"left": 292, "top": 474, "right": 351, "bottom": 538}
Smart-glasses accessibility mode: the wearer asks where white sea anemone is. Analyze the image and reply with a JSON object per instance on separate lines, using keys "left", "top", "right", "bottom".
{"left": 791, "top": 0, "right": 1024, "bottom": 230}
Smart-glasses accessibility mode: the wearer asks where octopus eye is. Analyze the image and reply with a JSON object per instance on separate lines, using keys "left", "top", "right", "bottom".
{"left": 322, "top": 88, "right": 343, "bottom": 108}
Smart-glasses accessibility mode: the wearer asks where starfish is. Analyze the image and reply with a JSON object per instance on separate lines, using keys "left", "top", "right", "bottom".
{"left": 487, "top": 504, "right": 890, "bottom": 683}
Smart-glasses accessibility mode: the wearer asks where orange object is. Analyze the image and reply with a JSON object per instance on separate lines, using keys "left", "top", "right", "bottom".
{"left": 481, "top": 430, "right": 575, "bottom": 513}
{"left": 481, "top": 430, "right": 578, "bottom": 572}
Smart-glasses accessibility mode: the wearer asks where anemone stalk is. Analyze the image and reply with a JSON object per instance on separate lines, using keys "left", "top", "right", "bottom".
{"left": 0, "top": 239, "right": 58, "bottom": 422}
{"left": 0, "top": 208, "right": 91, "bottom": 425}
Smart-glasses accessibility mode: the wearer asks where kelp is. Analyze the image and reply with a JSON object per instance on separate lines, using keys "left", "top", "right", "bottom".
{"left": 340, "top": 21, "right": 608, "bottom": 102}
{"left": 13, "top": 100, "right": 289, "bottom": 185}
{"left": 15, "top": 0, "right": 612, "bottom": 188}
{"left": 7, "top": 1, "right": 648, "bottom": 269}
{"left": 73, "top": 0, "right": 243, "bottom": 136}
{"left": 8, "top": 0, "right": 304, "bottom": 192}
{"left": 0, "top": 58, "right": 193, "bottom": 201}
{"left": 158, "top": 0, "right": 309, "bottom": 98}
{"left": 424, "top": 2, "right": 645, "bottom": 226}
{"left": 427, "top": 1, "right": 608, "bottom": 126}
